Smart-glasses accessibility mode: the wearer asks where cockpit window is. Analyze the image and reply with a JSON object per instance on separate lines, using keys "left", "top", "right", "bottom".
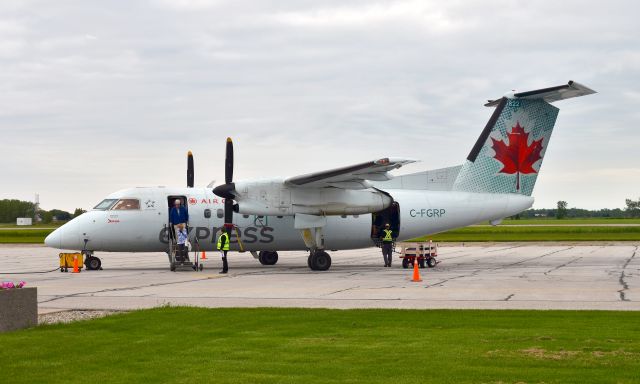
{"left": 111, "top": 199, "right": 140, "bottom": 210}
{"left": 93, "top": 199, "right": 118, "bottom": 210}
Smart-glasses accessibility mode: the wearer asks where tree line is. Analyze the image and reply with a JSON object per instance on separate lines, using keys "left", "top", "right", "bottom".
{"left": 0, "top": 199, "right": 86, "bottom": 224}
{"left": 515, "top": 197, "right": 640, "bottom": 219}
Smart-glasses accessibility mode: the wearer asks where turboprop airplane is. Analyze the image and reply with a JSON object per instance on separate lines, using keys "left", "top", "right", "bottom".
{"left": 45, "top": 81, "right": 596, "bottom": 271}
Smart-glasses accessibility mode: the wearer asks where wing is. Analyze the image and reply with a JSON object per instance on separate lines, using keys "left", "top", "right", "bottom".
{"left": 285, "top": 158, "right": 417, "bottom": 189}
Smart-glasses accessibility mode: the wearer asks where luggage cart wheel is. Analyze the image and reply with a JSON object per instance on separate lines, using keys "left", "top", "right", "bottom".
{"left": 402, "top": 258, "right": 410, "bottom": 269}
{"left": 427, "top": 257, "right": 436, "bottom": 268}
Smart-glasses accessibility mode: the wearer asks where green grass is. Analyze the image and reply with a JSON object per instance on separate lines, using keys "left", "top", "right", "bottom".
{"left": 0, "top": 307, "right": 639, "bottom": 383}
{"left": 415, "top": 225, "right": 640, "bottom": 242}
{"left": 0, "top": 229, "right": 53, "bottom": 243}
{"left": 498, "top": 218, "right": 640, "bottom": 225}
{"left": 0, "top": 222, "right": 63, "bottom": 228}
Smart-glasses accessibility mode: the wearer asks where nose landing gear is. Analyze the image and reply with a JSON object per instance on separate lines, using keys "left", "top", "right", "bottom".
{"left": 83, "top": 252, "right": 102, "bottom": 270}
{"left": 258, "top": 251, "right": 279, "bottom": 265}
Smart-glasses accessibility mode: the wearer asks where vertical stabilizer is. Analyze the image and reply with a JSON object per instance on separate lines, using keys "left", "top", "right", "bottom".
{"left": 453, "top": 81, "right": 595, "bottom": 196}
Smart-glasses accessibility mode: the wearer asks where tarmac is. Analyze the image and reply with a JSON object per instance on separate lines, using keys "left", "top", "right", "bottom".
{"left": 1, "top": 243, "right": 638, "bottom": 312}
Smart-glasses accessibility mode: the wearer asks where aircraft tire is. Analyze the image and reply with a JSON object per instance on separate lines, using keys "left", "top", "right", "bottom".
{"left": 309, "top": 250, "right": 331, "bottom": 271}
{"left": 86, "top": 256, "right": 101, "bottom": 271}
{"left": 258, "top": 251, "right": 279, "bottom": 265}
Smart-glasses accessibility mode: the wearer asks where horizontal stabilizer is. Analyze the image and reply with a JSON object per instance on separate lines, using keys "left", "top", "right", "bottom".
{"left": 485, "top": 80, "right": 596, "bottom": 107}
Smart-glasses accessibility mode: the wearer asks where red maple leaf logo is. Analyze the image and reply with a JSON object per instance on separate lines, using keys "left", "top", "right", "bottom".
{"left": 491, "top": 122, "right": 543, "bottom": 191}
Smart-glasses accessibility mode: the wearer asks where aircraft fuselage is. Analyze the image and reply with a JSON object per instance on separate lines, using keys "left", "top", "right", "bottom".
{"left": 45, "top": 186, "right": 533, "bottom": 253}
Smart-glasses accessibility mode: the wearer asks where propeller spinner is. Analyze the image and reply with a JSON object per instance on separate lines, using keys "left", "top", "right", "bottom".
{"left": 213, "top": 137, "right": 236, "bottom": 229}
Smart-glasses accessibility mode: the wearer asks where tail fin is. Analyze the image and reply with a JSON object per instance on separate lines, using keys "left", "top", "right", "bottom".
{"left": 452, "top": 81, "right": 595, "bottom": 196}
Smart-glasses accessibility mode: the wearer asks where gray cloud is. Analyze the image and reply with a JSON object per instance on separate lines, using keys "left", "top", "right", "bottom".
{"left": 1, "top": 0, "right": 638, "bottom": 211}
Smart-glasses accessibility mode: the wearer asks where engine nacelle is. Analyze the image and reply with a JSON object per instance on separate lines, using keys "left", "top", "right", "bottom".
{"left": 232, "top": 180, "right": 392, "bottom": 216}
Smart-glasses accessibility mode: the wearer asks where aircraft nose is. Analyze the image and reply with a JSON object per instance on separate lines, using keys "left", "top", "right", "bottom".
{"left": 44, "top": 228, "right": 62, "bottom": 248}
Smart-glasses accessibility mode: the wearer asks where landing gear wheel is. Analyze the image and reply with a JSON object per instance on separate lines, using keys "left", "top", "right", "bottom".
{"left": 86, "top": 256, "right": 102, "bottom": 271}
{"left": 258, "top": 251, "right": 279, "bottom": 265}
{"left": 426, "top": 257, "right": 436, "bottom": 268}
{"left": 309, "top": 250, "right": 331, "bottom": 271}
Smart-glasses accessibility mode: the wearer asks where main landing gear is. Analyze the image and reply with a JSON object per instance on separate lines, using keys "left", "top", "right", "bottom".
{"left": 258, "top": 251, "right": 279, "bottom": 265}
{"left": 307, "top": 250, "right": 331, "bottom": 271}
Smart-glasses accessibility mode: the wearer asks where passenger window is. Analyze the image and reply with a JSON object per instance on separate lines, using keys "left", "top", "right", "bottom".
{"left": 217, "top": 209, "right": 224, "bottom": 218}
{"left": 93, "top": 199, "right": 118, "bottom": 210}
{"left": 204, "top": 209, "right": 211, "bottom": 219}
{"left": 112, "top": 199, "right": 140, "bottom": 210}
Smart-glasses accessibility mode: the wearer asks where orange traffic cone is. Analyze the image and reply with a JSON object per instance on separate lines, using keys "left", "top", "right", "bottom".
{"left": 201, "top": 250, "right": 207, "bottom": 260}
{"left": 411, "top": 257, "right": 422, "bottom": 282}
{"left": 72, "top": 255, "right": 80, "bottom": 273}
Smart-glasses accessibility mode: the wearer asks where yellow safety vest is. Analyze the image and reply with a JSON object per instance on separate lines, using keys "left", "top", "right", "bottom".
{"left": 382, "top": 229, "right": 393, "bottom": 241}
{"left": 217, "top": 233, "right": 230, "bottom": 251}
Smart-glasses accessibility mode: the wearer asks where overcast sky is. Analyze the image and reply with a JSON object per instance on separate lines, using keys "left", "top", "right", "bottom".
{"left": 1, "top": 0, "right": 638, "bottom": 212}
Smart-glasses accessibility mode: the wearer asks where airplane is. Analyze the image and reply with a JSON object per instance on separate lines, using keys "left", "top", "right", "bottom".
{"left": 45, "top": 80, "right": 596, "bottom": 271}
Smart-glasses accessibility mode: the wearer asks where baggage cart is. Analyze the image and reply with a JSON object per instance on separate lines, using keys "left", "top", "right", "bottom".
{"left": 399, "top": 242, "right": 438, "bottom": 269}
{"left": 59, "top": 253, "right": 83, "bottom": 272}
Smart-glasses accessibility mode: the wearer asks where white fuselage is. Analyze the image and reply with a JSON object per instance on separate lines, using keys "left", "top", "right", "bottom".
{"left": 45, "top": 186, "right": 533, "bottom": 253}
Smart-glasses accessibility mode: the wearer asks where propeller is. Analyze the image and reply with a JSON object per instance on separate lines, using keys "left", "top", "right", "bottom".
{"left": 213, "top": 137, "right": 235, "bottom": 229}
{"left": 187, "top": 151, "right": 194, "bottom": 188}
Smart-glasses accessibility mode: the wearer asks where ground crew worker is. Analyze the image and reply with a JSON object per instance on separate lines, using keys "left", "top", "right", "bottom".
{"left": 380, "top": 223, "right": 394, "bottom": 267}
{"left": 217, "top": 227, "right": 230, "bottom": 274}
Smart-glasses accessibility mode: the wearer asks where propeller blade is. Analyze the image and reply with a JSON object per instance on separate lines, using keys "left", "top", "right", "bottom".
{"left": 213, "top": 137, "right": 236, "bottom": 228}
{"left": 187, "top": 151, "right": 194, "bottom": 188}
{"left": 225, "top": 137, "right": 233, "bottom": 184}
{"left": 224, "top": 198, "right": 234, "bottom": 227}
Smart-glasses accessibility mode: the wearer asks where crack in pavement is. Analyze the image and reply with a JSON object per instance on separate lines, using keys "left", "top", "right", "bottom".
{"left": 544, "top": 256, "right": 583, "bottom": 275}
{"left": 486, "top": 245, "right": 524, "bottom": 253}
{"left": 504, "top": 293, "right": 515, "bottom": 301}
{"left": 429, "top": 247, "right": 573, "bottom": 287}
{"left": 323, "top": 286, "right": 361, "bottom": 296}
{"left": 618, "top": 246, "right": 637, "bottom": 302}
{"left": 38, "top": 277, "right": 211, "bottom": 304}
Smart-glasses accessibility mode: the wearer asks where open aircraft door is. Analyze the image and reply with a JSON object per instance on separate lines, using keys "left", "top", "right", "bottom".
{"left": 371, "top": 201, "right": 400, "bottom": 245}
